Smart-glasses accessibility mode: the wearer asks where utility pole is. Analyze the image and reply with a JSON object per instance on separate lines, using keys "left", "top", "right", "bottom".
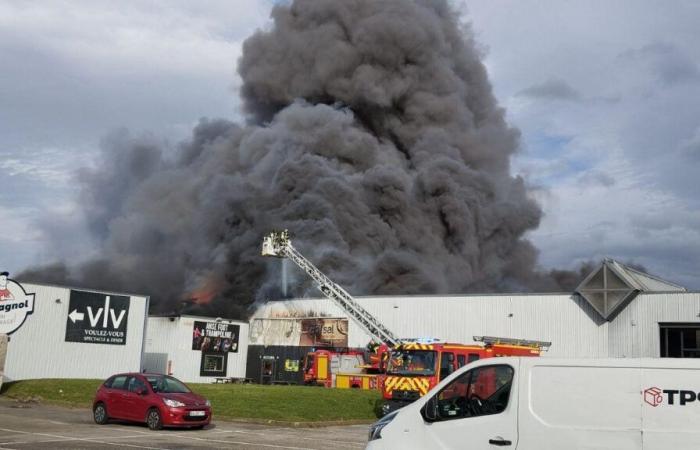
{"left": 0, "top": 334, "right": 8, "bottom": 392}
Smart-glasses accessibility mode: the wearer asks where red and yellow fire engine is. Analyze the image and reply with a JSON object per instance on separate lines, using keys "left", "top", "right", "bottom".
{"left": 302, "top": 349, "right": 365, "bottom": 387}
{"left": 381, "top": 336, "right": 550, "bottom": 414}
{"left": 261, "top": 232, "right": 551, "bottom": 407}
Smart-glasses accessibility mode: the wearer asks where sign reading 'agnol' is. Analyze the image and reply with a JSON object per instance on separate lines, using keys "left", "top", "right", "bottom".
{"left": 65, "top": 290, "right": 130, "bottom": 345}
{"left": 0, "top": 271, "right": 35, "bottom": 335}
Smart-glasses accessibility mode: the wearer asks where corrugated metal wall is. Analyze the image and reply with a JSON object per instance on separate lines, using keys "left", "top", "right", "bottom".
{"left": 5, "top": 283, "right": 148, "bottom": 381}
{"left": 144, "top": 316, "right": 249, "bottom": 383}
{"left": 609, "top": 293, "right": 700, "bottom": 357}
{"left": 251, "top": 292, "right": 700, "bottom": 358}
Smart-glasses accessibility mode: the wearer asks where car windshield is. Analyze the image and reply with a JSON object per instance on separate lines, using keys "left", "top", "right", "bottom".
{"left": 146, "top": 375, "right": 191, "bottom": 393}
{"left": 387, "top": 350, "right": 437, "bottom": 376}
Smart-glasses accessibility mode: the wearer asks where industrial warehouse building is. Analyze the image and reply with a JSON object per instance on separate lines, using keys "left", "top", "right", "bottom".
{"left": 247, "top": 260, "right": 700, "bottom": 383}
{"left": 1, "top": 283, "right": 250, "bottom": 384}
{"left": 4, "top": 259, "right": 700, "bottom": 386}
{"left": 3, "top": 283, "right": 149, "bottom": 382}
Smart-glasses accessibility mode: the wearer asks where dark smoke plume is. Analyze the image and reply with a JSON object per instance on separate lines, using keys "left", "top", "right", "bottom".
{"left": 21, "top": 0, "right": 576, "bottom": 318}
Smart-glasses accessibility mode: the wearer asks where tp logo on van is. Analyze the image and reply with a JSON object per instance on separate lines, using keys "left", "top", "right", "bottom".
{"left": 0, "top": 271, "right": 35, "bottom": 335}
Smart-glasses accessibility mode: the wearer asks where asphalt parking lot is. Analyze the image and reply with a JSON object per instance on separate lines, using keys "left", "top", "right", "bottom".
{"left": 0, "top": 398, "right": 369, "bottom": 450}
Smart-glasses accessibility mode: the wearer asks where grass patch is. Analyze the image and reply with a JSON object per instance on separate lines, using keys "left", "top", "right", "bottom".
{"left": 1, "top": 379, "right": 382, "bottom": 422}
{"left": 1, "top": 378, "right": 102, "bottom": 407}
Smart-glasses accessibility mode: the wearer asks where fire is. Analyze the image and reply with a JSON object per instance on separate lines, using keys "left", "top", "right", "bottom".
{"left": 186, "top": 276, "right": 223, "bottom": 306}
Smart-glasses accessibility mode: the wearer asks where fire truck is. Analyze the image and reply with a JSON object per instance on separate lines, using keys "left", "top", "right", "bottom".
{"left": 381, "top": 336, "right": 550, "bottom": 414}
{"left": 262, "top": 231, "right": 400, "bottom": 389}
{"left": 300, "top": 342, "right": 393, "bottom": 389}
{"left": 261, "top": 231, "right": 551, "bottom": 408}
{"left": 301, "top": 348, "right": 366, "bottom": 387}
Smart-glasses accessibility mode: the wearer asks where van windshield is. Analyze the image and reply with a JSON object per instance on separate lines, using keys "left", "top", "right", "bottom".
{"left": 387, "top": 350, "right": 437, "bottom": 376}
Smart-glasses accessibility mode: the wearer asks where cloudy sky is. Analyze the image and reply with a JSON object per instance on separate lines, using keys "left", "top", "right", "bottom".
{"left": 1, "top": 0, "right": 699, "bottom": 289}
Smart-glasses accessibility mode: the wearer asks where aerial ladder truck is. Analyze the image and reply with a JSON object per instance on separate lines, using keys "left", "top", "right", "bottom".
{"left": 261, "top": 231, "right": 551, "bottom": 412}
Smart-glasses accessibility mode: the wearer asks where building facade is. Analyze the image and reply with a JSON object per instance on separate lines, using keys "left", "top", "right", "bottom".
{"left": 4, "top": 283, "right": 149, "bottom": 381}
{"left": 144, "top": 315, "right": 249, "bottom": 383}
{"left": 247, "top": 260, "right": 700, "bottom": 382}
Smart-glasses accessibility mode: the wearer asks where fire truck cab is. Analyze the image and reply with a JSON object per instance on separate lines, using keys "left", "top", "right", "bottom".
{"left": 381, "top": 337, "right": 549, "bottom": 415}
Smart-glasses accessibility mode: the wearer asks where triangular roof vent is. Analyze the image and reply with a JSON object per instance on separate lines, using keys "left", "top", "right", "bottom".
{"left": 576, "top": 259, "right": 686, "bottom": 320}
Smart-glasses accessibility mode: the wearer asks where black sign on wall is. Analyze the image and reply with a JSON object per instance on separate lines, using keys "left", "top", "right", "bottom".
{"left": 65, "top": 290, "right": 130, "bottom": 345}
{"left": 192, "top": 321, "right": 239, "bottom": 353}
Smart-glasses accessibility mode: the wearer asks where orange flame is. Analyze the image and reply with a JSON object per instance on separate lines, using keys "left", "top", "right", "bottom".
{"left": 186, "top": 276, "right": 223, "bottom": 306}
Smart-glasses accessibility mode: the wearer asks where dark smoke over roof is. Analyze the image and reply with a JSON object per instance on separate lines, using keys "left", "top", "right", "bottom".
{"left": 21, "top": 0, "right": 574, "bottom": 318}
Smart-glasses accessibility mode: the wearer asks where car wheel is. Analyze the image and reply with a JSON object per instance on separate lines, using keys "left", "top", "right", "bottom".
{"left": 93, "top": 403, "right": 109, "bottom": 425}
{"left": 146, "top": 408, "right": 163, "bottom": 430}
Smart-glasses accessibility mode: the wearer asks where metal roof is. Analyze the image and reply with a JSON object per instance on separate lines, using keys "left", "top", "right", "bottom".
{"left": 575, "top": 259, "right": 686, "bottom": 320}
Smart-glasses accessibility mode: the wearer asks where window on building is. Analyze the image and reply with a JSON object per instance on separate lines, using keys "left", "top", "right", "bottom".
{"left": 660, "top": 324, "right": 700, "bottom": 358}
{"left": 200, "top": 351, "right": 228, "bottom": 376}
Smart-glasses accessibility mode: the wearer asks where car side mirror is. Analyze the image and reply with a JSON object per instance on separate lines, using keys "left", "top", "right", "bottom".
{"left": 138, "top": 388, "right": 148, "bottom": 396}
{"left": 422, "top": 396, "right": 438, "bottom": 423}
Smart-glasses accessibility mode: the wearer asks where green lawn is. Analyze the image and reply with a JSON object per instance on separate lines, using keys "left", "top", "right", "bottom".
{"left": 1, "top": 379, "right": 382, "bottom": 423}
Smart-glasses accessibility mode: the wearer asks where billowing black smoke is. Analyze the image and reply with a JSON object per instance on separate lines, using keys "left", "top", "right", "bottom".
{"left": 21, "top": 0, "right": 574, "bottom": 318}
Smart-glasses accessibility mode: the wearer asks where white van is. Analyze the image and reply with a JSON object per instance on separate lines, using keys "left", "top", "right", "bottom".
{"left": 366, "top": 357, "right": 700, "bottom": 450}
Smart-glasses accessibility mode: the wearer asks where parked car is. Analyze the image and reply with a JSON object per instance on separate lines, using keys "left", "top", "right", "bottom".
{"left": 93, "top": 373, "right": 211, "bottom": 430}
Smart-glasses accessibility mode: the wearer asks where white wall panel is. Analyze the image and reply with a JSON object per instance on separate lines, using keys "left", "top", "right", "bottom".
{"left": 5, "top": 283, "right": 148, "bottom": 381}
{"left": 610, "top": 293, "right": 700, "bottom": 358}
{"left": 144, "top": 316, "right": 248, "bottom": 384}
{"left": 251, "top": 293, "right": 700, "bottom": 359}
{"left": 250, "top": 294, "right": 611, "bottom": 357}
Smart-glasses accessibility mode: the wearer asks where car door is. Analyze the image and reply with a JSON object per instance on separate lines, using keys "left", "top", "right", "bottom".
{"left": 104, "top": 375, "right": 129, "bottom": 419}
{"left": 124, "top": 376, "right": 150, "bottom": 421}
{"left": 424, "top": 363, "right": 518, "bottom": 450}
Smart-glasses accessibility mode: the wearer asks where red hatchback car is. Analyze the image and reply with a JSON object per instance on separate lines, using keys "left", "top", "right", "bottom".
{"left": 93, "top": 373, "right": 212, "bottom": 430}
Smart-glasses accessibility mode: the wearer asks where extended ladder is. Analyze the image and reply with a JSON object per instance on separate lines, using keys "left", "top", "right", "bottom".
{"left": 474, "top": 335, "right": 552, "bottom": 351}
{"left": 262, "top": 231, "right": 401, "bottom": 347}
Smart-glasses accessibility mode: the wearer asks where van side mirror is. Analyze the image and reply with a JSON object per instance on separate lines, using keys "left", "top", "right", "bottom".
{"left": 422, "top": 396, "right": 438, "bottom": 423}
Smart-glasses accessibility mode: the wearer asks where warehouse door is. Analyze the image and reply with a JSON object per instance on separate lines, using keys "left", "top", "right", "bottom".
{"left": 660, "top": 323, "right": 700, "bottom": 358}
{"left": 260, "top": 356, "right": 276, "bottom": 384}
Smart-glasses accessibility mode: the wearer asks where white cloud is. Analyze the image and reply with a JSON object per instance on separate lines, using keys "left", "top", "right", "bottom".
{"left": 466, "top": 0, "right": 700, "bottom": 288}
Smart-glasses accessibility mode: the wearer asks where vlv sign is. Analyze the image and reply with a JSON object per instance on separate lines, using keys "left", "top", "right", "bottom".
{"left": 69, "top": 295, "right": 127, "bottom": 329}
{"left": 65, "top": 290, "right": 130, "bottom": 345}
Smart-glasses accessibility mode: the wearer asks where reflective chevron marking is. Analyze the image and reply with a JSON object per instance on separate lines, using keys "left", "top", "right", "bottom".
{"left": 400, "top": 343, "right": 435, "bottom": 350}
{"left": 384, "top": 376, "right": 431, "bottom": 396}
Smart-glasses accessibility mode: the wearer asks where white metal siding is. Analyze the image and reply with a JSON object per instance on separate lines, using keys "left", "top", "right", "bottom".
{"left": 144, "top": 316, "right": 249, "bottom": 383}
{"left": 252, "top": 293, "right": 700, "bottom": 359}
{"left": 609, "top": 293, "right": 700, "bottom": 358}
{"left": 250, "top": 294, "right": 611, "bottom": 357}
{"left": 4, "top": 283, "right": 148, "bottom": 381}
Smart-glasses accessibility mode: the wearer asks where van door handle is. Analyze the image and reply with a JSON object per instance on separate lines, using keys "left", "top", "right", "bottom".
{"left": 489, "top": 437, "right": 512, "bottom": 446}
